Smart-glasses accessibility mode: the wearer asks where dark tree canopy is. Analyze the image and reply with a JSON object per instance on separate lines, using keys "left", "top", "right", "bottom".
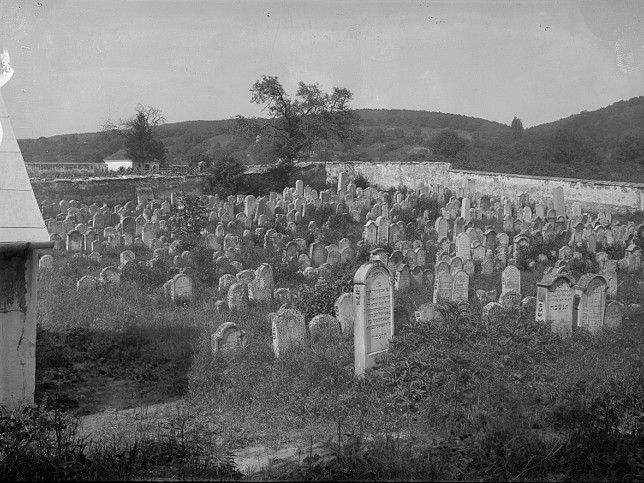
{"left": 616, "top": 133, "right": 644, "bottom": 165}
{"left": 511, "top": 116, "right": 524, "bottom": 139}
{"left": 432, "top": 129, "right": 470, "bottom": 158}
{"left": 202, "top": 156, "right": 246, "bottom": 198}
{"left": 106, "top": 105, "right": 167, "bottom": 167}
{"left": 235, "top": 76, "right": 362, "bottom": 167}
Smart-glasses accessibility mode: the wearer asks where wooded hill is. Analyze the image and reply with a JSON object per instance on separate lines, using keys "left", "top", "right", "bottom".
{"left": 18, "top": 96, "right": 644, "bottom": 183}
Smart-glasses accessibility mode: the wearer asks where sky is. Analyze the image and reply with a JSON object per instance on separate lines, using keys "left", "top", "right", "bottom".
{"left": 0, "top": 0, "right": 643, "bottom": 139}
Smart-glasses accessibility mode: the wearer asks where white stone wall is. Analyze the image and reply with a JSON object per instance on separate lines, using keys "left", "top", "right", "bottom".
{"left": 326, "top": 161, "right": 644, "bottom": 212}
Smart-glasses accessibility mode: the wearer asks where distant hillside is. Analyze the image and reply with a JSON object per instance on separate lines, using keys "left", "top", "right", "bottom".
{"left": 17, "top": 97, "right": 644, "bottom": 183}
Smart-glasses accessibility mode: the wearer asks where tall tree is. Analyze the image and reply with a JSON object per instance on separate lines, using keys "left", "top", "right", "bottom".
{"left": 511, "top": 116, "right": 524, "bottom": 139}
{"left": 234, "top": 76, "right": 362, "bottom": 175}
{"left": 105, "top": 105, "right": 167, "bottom": 167}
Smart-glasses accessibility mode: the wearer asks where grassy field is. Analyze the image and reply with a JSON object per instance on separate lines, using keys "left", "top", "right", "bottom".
{"left": 3, "top": 201, "right": 644, "bottom": 480}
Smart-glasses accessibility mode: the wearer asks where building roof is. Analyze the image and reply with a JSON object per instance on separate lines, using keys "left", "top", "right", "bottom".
{"left": 104, "top": 148, "right": 131, "bottom": 161}
{"left": 0, "top": 92, "right": 52, "bottom": 251}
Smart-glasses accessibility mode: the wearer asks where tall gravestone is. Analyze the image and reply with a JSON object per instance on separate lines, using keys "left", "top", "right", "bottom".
{"left": 0, "top": 53, "right": 53, "bottom": 409}
{"left": 353, "top": 261, "right": 394, "bottom": 376}
{"left": 536, "top": 273, "right": 575, "bottom": 337}
{"left": 553, "top": 187, "right": 565, "bottom": 218}
{"left": 575, "top": 274, "right": 607, "bottom": 334}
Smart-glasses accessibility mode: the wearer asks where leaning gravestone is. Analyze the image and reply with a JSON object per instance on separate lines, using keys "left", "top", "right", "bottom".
{"left": 248, "top": 278, "right": 271, "bottom": 304}
{"left": 77, "top": 275, "right": 99, "bottom": 291}
{"left": 100, "top": 266, "right": 121, "bottom": 286}
{"left": 603, "top": 300, "right": 624, "bottom": 329}
{"left": 353, "top": 261, "right": 394, "bottom": 376}
{"left": 227, "top": 282, "right": 248, "bottom": 311}
{"left": 334, "top": 292, "right": 355, "bottom": 335}
{"left": 308, "top": 314, "right": 341, "bottom": 340}
{"left": 211, "top": 322, "right": 246, "bottom": 354}
{"left": 38, "top": 254, "right": 54, "bottom": 271}
{"left": 270, "top": 307, "right": 306, "bottom": 357}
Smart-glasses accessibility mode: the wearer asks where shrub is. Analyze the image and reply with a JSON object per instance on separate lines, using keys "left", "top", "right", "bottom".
{"left": 166, "top": 194, "right": 209, "bottom": 241}
{"left": 353, "top": 172, "right": 370, "bottom": 189}
{"left": 294, "top": 265, "right": 354, "bottom": 322}
{"left": 202, "top": 155, "right": 246, "bottom": 197}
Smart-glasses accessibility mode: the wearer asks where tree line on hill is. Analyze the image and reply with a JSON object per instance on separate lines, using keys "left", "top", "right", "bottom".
{"left": 17, "top": 79, "right": 644, "bottom": 184}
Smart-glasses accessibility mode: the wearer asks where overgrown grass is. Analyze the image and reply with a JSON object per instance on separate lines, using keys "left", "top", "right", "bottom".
{"left": 16, "top": 196, "right": 644, "bottom": 480}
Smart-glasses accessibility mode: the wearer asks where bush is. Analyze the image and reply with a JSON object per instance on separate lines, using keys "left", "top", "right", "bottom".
{"left": 166, "top": 194, "right": 209, "bottom": 241}
{"left": 353, "top": 173, "right": 370, "bottom": 189}
{"left": 294, "top": 265, "right": 354, "bottom": 322}
{"left": 202, "top": 155, "right": 246, "bottom": 197}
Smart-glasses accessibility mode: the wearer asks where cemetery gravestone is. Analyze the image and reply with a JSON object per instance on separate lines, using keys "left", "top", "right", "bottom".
{"left": 501, "top": 265, "right": 521, "bottom": 295}
{"left": 211, "top": 322, "right": 246, "bottom": 354}
{"left": 271, "top": 308, "right": 307, "bottom": 357}
{"left": 536, "top": 273, "right": 575, "bottom": 337}
{"left": 603, "top": 301, "right": 624, "bottom": 329}
{"left": 575, "top": 274, "right": 607, "bottom": 334}
{"left": 170, "top": 274, "right": 193, "bottom": 304}
{"left": 353, "top": 261, "right": 394, "bottom": 376}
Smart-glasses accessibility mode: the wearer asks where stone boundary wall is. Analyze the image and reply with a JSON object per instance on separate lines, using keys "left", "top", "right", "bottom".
{"left": 326, "top": 161, "right": 644, "bottom": 212}
{"left": 28, "top": 163, "right": 325, "bottom": 206}
{"left": 30, "top": 174, "right": 205, "bottom": 206}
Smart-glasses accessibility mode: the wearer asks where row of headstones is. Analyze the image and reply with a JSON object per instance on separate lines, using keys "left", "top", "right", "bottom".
{"left": 208, "top": 254, "right": 626, "bottom": 378}
{"left": 535, "top": 271, "right": 624, "bottom": 337}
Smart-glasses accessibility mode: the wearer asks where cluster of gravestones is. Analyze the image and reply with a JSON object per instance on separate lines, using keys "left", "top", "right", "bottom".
{"left": 38, "top": 175, "right": 641, "bottom": 371}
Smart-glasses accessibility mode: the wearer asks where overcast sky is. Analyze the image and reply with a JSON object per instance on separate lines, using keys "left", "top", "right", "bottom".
{"left": 0, "top": 0, "right": 643, "bottom": 139}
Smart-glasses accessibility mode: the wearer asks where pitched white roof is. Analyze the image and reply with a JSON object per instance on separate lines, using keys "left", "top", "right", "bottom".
{"left": 0, "top": 92, "right": 52, "bottom": 251}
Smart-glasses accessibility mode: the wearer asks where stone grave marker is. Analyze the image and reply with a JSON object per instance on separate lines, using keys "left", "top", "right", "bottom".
{"left": 500, "top": 290, "right": 521, "bottom": 309}
{"left": 271, "top": 307, "right": 307, "bottom": 357}
{"left": 227, "top": 282, "right": 248, "bottom": 311}
{"left": 481, "top": 257, "right": 494, "bottom": 275}
{"left": 353, "top": 261, "right": 394, "bottom": 376}
{"left": 77, "top": 275, "right": 99, "bottom": 291}
{"left": 501, "top": 265, "right": 521, "bottom": 295}
{"left": 334, "top": 292, "right": 355, "bottom": 335}
{"left": 455, "top": 232, "right": 471, "bottom": 260}
{"left": 308, "top": 314, "right": 341, "bottom": 340}
{"left": 575, "top": 274, "right": 607, "bottom": 334}
{"left": 170, "top": 274, "right": 193, "bottom": 304}
{"left": 536, "top": 273, "right": 575, "bottom": 337}
{"left": 603, "top": 300, "right": 624, "bottom": 329}
{"left": 601, "top": 260, "right": 618, "bottom": 299}
{"left": 433, "top": 270, "right": 453, "bottom": 303}
{"left": 66, "top": 230, "right": 83, "bottom": 251}
{"left": 451, "top": 270, "right": 469, "bottom": 302}
{"left": 415, "top": 303, "right": 444, "bottom": 324}
{"left": 395, "top": 264, "right": 410, "bottom": 292}
{"left": 248, "top": 278, "right": 272, "bottom": 304}
{"left": 100, "top": 266, "right": 121, "bottom": 286}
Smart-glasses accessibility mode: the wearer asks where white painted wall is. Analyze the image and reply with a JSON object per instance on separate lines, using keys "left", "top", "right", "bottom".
{"left": 105, "top": 160, "right": 133, "bottom": 171}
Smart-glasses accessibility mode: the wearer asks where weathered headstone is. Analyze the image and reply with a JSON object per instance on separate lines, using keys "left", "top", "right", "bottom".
{"left": 501, "top": 265, "right": 521, "bottom": 295}
{"left": 353, "top": 261, "right": 394, "bottom": 376}
{"left": 270, "top": 307, "right": 306, "bottom": 357}
{"left": 170, "top": 274, "right": 193, "bottom": 304}
{"left": 211, "top": 322, "right": 246, "bottom": 354}
{"left": 575, "top": 274, "right": 607, "bottom": 334}
{"left": 536, "top": 273, "right": 575, "bottom": 337}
